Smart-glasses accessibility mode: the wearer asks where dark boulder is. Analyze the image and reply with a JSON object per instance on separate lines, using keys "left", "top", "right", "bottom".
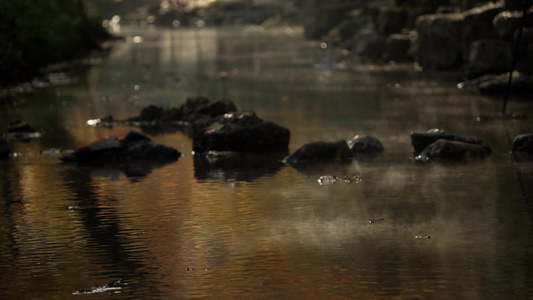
{"left": 348, "top": 135, "right": 384, "bottom": 155}
{"left": 412, "top": 13, "right": 464, "bottom": 69}
{"left": 6, "top": 121, "right": 41, "bottom": 140}
{"left": 511, "top": 133, "right": 533, "bottom": 160}
{"left": 303, "top": 1, "right": 356, "bottom": 39}
{"left": 192, "top": 112, "right": 290, "bottom": 154}
{"left": 385, "top": 33, "right": 413, "bottom": 62}
{"left": 193, "top": 99, "right": 238, "bottom": 122}
{"left": 410, "top": 128, "right": 490, "bottom": 156}
{"left": 61, "top": 130, "right": 180, "bottom": 164}
{"left": 516, "top": 28, "right": 533, "bottom": 75}
{"left": 8, "top": 121, "right": 37, "bottom": 133}
{"left": 416, "top": 139, "right": 492, "bottom": 162}
{"left": 373, "top": 6, "right": 409, "bottom": 36}
{"left": 0, "top": 139, "right": 8, "bottom": 159}
{"left": 337, "top": 14, "right": 373, "bottom": 42}
{"left": 350, "top": 28, "right": 387, "bottom": 60}
{"left": 461, "top": 3, "right": 504, "bottom": 60}
{"left": 493, "top": 10, "right": 532, "bottom": 40}
{"left": 466, "top": 39, "right": 512, "bottom": 77}
{"left": 283, "top": 140, "right": 352, "bottom": 166}
{"left": 131, "top": 96, "right": 237, "bottom": 124}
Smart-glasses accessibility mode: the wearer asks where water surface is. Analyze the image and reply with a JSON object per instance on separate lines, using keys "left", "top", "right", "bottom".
{"left": 1, "top": 25, "right": 533, "bottom": 299}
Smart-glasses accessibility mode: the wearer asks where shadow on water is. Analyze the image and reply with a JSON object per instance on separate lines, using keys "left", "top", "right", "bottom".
{"left": 62, "top": 167, "right": 148, "bottom": 289}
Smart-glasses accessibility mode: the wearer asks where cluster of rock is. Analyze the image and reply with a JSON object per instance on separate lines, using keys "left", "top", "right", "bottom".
{"left": 283, "top": 135, "right": 384, "bottom": 166}
{"left": 303, "top": 0, "right": 533, "bottom": 94}
{"left": 60, "top": 130, "right": 181, "bottom": 164}
{"left": 284, "top": 128, "right": 533, "bottom": 167}
{"left": 3, "top": 98, "right": 532, "bottom": 175}
{"left": 410, "top": 128, "right": 492, "bottom": 161}
{"left": 140, "top": 0, "right": 296, "bottom": 27}
{"left": 119, "top": 97, "right": 290, "bottom": 154}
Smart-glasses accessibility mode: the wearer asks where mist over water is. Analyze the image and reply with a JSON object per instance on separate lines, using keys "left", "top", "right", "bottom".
{"left": 1, "top": 24, "right": 533, "bottom": 299}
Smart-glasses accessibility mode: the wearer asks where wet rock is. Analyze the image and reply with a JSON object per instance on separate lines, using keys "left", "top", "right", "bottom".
{"left": 503, "top": 0, "right": 533, "bottom": 11}
{"left": 457, "top": 72, "right": 533, "bottom": 95}
{"left": 461, "top": 3, "right": 504, "bottom": 60}
{"left": 348, "top": 135, "right": 384, "bottom": 155}
{"left": 410, "top": 128, "right": 490, "bottom": 156}
{"left": 493, "top": 10, "right": 531, "bottom": 40}
{"left": 0, "top": 139, "right": 9, "bottom": 159}
{"left": 466, "top": 39, "right": 512, "bottom": 77}
{"left": 351, "top": 28, "right": 387, "bottom": 60}
{"left": 303, "top": 1, "right": 356, "bottom": 39}
{"left": 385, "top": 32, "right": 413, "bottom": 62}
{"left": 5, "top": 121, "right": 42, "bottom": 140}
{"left": 193, "top": 99, "right": 238, "bottom": 122}
{"left": 373, "top": 6, "right": 409, "bottom": 36}
{"left": 8, "top": 121, "right": 36, "bottom": 133}
{"left": 413, "top": 13, "right": 464, "bottom": 69}
{"left": 283, "top": 140, "right": 352, "bottom": 166}
{"left": 416, "top": 138, "right": 492, "bottom": 161}
{"left": 192, "top": 112, "right": 290, "bottom": 154}
{"left": 134, "top": 96, "right": 237, "bottom": 124}
{"left": 337, "top": 14, "right": 373, "bottom": 42}
{"left": 516, "top": 28, "right": 533, "bottom": 75}
{"left": 511, "top": 133, "right": 533, "bottom": 160}
{"left": 61, "top": 130, "right": 180, "bottom": 164}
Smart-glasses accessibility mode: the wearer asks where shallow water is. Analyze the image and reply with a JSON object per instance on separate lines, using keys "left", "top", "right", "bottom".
{"left": 1, "top": 25, "right": 533, "bottom": 299}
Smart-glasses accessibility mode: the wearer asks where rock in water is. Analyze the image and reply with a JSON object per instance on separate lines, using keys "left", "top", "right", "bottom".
{"left": 61, "top": 130, "right": 180, "bottom": 164}
{"left": 416, "top": 139, "right": 491, "bottom": 162}
{"left": 192, "top": 112, "right": 290, "bottom": 154}
{"left": 511, "top": 133, "right": 533, "bottom": 161}
{"left": 348, "top": 135, "right": 384, "bottom": 155}
{"left": 284, "top": 140, "right": 353, "bottom": 165}
{"left": 410, "top": 128, "right": 490, "bottom": 156}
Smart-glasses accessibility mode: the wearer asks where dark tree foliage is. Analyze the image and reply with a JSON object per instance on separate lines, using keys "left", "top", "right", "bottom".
{"left": 0, "top": 0, "right": 110, "bottom": 86}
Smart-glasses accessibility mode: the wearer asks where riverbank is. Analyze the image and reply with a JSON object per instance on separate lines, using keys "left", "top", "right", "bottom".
{"left": 301, "top": 0, "right": 533, "bottom": 96}
{"left": 0, "top": 0, "right": 112, "bottom": 89}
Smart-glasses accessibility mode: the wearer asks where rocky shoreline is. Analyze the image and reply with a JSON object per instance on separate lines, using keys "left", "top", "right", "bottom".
{"left": 302, "top": 0, "right": 533, "bottom": 95}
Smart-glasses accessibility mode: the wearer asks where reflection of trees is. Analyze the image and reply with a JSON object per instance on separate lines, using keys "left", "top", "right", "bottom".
{"left": 0, "top": 163, "right": 23, "bottom": 267}
{"left": 63, "top": 168, "right": 147, "bottom": 278}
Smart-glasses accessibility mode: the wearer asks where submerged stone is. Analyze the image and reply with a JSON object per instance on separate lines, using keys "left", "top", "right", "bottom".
{"left": 284, "top": 140, "right": 353, "bottom": 166}
{"left": 511, "top": 133, "right": 533, "bottom": 160}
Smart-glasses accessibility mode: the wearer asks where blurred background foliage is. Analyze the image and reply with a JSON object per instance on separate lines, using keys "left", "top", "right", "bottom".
{"left": 0, "top": 0, "right": 110, "bottom": 86}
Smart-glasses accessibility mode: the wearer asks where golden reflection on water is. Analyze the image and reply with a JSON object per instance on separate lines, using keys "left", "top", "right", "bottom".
{"left": 1, "top": 24, "right": 533, "bottom": 299}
